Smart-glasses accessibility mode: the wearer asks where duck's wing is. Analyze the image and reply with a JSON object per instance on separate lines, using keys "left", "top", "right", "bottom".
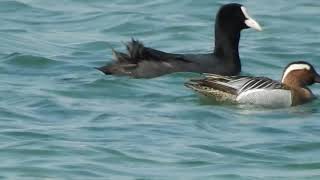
{"left": 234, "top": 78, "right": 291, "bottom": 107}
{"left": 185, "top": 74, "right": 245, "bottom": 95}
{"left": 202, "top": 74, "right": 251, "bottom": 88}
{"left": 236, "top": 77, "right": 283, "bottom": 94}
{"left": 185, "top": 74, "right": 283, "bottom": 95}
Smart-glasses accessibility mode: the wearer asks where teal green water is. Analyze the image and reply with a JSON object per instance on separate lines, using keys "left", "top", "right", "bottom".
{"left": 1, "top": 0, "right": 320, "bottom": 179}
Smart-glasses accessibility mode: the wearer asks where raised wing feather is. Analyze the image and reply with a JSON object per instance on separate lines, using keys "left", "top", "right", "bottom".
{"left": 237, "top": 77, "right": 283, "bottom": 94}
{"left": 186, "top": 74, "right": 283, "bottom": 96}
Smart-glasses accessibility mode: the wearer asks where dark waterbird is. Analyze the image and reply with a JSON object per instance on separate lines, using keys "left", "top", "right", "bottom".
{"left": 97, "top": 3, "right": 262, "bottom": 78}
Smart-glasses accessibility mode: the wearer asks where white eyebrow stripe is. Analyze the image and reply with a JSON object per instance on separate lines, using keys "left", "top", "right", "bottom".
{"left": 281, "top": 64, "right": 311, "bottom": 83}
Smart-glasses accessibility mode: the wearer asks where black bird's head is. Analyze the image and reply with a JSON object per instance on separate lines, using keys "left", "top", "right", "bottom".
{"left": 216, "top": 3, "right": 262, "bottom": 33}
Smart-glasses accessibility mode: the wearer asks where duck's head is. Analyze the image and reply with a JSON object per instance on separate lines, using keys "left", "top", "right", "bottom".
{"left": 216, "top": 3, "right": 262, "bottom": 32}
{"left": 281, "top": 61, "right": 320, "bottom": 87}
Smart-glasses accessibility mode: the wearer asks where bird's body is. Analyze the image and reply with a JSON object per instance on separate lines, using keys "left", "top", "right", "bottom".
{"left": 97, "top": 3, "right": 262, "bottom": 78}
{"left": 97, "top": 40, "right": 240, "bottom": 78}
{"left": 185, "top": 62, "right": 320, "bottom": 107}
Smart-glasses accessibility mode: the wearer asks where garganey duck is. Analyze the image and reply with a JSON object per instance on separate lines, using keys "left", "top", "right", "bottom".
{"left": 185, "top": 61, "right": 320, "bottom": 107}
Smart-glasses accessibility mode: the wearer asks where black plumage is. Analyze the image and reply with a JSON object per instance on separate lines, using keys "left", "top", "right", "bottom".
{"left": 97, "top": 3, "right": 261, "bottom": 78}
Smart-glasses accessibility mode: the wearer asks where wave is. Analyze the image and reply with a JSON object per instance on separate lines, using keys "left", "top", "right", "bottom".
{"left": 0, "top": 1, "right": 31, "bottom": 12}
{"left": 2, "top": 53, "right": 63, "bottom": 68}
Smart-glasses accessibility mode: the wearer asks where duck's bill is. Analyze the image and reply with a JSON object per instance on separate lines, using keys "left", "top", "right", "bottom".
{"left": 314, "top": 73, "right": 320, "bottom": 83}
{"left": 241, "top": 6, "right": 263, "bottom": 31}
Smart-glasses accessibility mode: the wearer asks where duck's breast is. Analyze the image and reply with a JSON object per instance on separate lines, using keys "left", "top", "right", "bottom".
{"left": 236, "top": 89, "right": 292, "bottom": 108}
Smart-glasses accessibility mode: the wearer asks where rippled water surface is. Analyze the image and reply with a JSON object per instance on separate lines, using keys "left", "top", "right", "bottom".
{"left": 1, "top": 0, "right": 320, "bottom": 179}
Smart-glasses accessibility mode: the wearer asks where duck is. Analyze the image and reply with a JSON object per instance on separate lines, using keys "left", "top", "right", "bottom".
{"left": 185, "top": 61, "right": 320, "bottom": 107}
{"left": 97, "top": 3, "right": 262, "bottom": 78}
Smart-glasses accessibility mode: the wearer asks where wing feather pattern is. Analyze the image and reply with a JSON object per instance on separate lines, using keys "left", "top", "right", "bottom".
{"left": 186, "top": 74, "right": 283, "bottom": 96}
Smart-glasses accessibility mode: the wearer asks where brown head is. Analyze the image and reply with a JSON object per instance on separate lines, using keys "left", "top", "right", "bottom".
{"left": 281, "top": 61, "right": 320, "bottom": 88}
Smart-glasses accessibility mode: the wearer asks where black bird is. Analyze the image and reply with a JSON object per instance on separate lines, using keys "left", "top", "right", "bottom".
{"left": 97, "top": 3, "right": 262, "bottom": 78}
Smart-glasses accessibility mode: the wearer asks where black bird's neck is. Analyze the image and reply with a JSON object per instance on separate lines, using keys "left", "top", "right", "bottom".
{"left": 213, "top": 23, "right": 241, "bottom": 69}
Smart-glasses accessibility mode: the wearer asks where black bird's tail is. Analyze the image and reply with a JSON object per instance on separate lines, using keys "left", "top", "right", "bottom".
{"left": 97, "top": 38, "right": 190, "bottom": 78}
{"left": 96, "top": 39, "right": 144, "bottom": 76}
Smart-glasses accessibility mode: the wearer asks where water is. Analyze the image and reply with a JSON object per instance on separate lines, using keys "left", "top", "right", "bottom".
{"left": 1, "top": 0, "right": 320, "bottom": 179}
